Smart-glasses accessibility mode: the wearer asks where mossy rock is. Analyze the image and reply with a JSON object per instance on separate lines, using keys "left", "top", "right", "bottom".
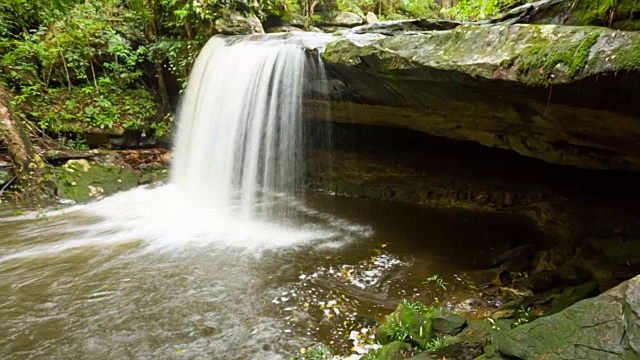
{"left": 376, "top": 304, "right": 435, "bottom": 350}
{"left": 494, "top": 275, "right": 640, "bottom": 358}
{"left": 549, "top": 281, "right": 599, "bottom": 314}
{"left": 324, "top": 24, "right": 640, "bottom": 85}
{"left": 431, "top": 312, "right": 467, "bottom": 335}
{"left": 56, "top": 159, "right": 140, "bottom": 202}
{"left": 376, "top": 341, "right": 414, "bottom": 360}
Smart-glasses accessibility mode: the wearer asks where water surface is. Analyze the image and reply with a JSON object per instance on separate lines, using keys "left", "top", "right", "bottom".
{"left": 0, "top": 186, "right": 541, "bottom": 359}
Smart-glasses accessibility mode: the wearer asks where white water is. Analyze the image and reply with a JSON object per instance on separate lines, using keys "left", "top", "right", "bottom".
{"left": 0, "top": 33, "right": 359, "bottom": 262}
{"left": 172, "top": 35, "right": 325, "bottom": 219}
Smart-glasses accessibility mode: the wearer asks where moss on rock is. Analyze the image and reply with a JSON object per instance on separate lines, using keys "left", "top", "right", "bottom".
{"left": 324, "top": 24, "right": 640, "bottom": 84}
{"left": 56, "top": 159, "right": 141, "bottom": 202}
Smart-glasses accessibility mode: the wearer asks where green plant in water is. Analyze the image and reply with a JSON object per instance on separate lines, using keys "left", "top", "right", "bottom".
{"left": 400, "top": 299, "right": 438, "bottom": 316}
{"left": 425, "top": 337, "right": 446, "bottom": 349}
{"left": 424, "top": 274, "right": 448, "bottom": 290}
{"left": 290, "top": 344, "right": 335, "bottom": 360}
{"left": 513, "top": 304, "right": 532, "bottom": 327}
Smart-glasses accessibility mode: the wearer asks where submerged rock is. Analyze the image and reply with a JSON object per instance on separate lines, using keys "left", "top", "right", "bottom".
{"left": 493, "top": 275, "right": 640, "bottom": 359}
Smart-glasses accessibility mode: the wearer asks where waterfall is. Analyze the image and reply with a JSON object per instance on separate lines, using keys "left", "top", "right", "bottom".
{"left": 171, "top": 34, "right": 329, "bottom": 219}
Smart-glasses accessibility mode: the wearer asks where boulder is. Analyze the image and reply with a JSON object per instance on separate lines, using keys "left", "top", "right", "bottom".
{"left": 366, "top": 11, "right": 379, "bottom": 24}
{"left": 214, "top": 11, "right": 264, "bottom": 35}
{"left": 411, "top": 342, "right": 484, "bottom": 360}
{"left": 376, "top": 304, "right": 435, "bottom": 350}
{"left": 319, "top": 24, "right": 640, "bottom": 171}
{"left": 313, "top": 11, "right": 364, "bottom": 27}
{"left": 376, "top": 341, "right": 415, "bottom": 360}
{"left": 432, "top": 312, "right": 467, "bottom": 335}
{"left": 548, "top": 281, "right": 599, "bottom": 314}
{"left": 494, "top": 275, "right": 640, "bottom": 359}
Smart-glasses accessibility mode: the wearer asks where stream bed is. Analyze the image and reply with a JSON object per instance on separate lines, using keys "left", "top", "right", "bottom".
{"left": 0, "top": 185, "right": 542, "bottom": 359}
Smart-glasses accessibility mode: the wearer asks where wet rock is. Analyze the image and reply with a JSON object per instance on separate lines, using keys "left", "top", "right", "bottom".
{"left": 432, "top": 312, "right": 467, "bottom": 335}
{"left": 447, "top": 319, "right": 492, "bottom": 345}
{"left": 492, "top": 245, "right": 533, "bottom": 273}
{"left": 521, "top": 269, "right": 559, "bottom": 292}
{"left": 413, "top": 342, "right": 484, "bottom": 360}
{"left": 56, "top": 159, "right": 140, "bottom": 202}
{"left": 376, "top": 304, "right": 434, "bottom": 350}
{"left": 214, "top": 11, "right": 264, "bottom": 35}
{"left": 549, "top": 281, "right": 599, "bottom": 314}
{"left": 376, "top": 341, "right": 414, "bottom": 360}
{"left": 494, "top": 275, "right": 640, "bottom": 359}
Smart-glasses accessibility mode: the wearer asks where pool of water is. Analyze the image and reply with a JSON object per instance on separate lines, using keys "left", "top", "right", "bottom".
{"left": 0, "top": 185, "right": 541, "bottom": 359}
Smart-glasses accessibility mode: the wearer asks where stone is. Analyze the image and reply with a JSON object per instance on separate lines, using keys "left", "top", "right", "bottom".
{"left": 415, "top": 342, "right": 484, "bottom": 360}
{"left": 265, "top": 25, "right": 300, "bottom": 33}
{"left": 366, "top": 12, "right": 378, "bottom": 24}
{"left": 319, "top": 24, "right": 640, "bottom": 171}
{"left": 56, "top": 159, "right": 140, "bottom": 202}
{"left": 494, "top": 275, "right": 640, "bottom": 359}
{"left": 349, "top": 19, "right": 462, "bottom": 35}
{"left": 376, "top": 304, "right": 434, "bottom": 350}
{"left": 446, "top": 319, "right": 492, "bottom": 345}
{"left": 214, "top": 11, "right": 264, "bottom": 35}
{"left": 432, "top": 312, "right": 467, "bottom": 335}
{"left": 549, "top": 281, "right": 599, "bottom": 314}
{"left": 376, "top": 341, "right": 415, "bottom": 360}
{"left": 313, "top": 11, "right": 364, "bottom": 27}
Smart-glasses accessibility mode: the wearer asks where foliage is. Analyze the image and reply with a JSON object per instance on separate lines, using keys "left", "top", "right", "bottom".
{"left": 424, "top": 274, "right": 448, "bottom": 290}
{"left": 400, "top": 299, "right": 437, "bottom": 317}
{"left": 290, "top": 344, "right": 335, "bottom": 360}
{"left": 442, "top": 0, "right": 519, "bottom": 20}
{"left": 334, "top": 0, "right": 439, "bottom": 20}
{"left": 0, "top": 0, "right": 163, "bottom": 141}
{"left": 15, "top": 85, "right": 158, "bottom": 132}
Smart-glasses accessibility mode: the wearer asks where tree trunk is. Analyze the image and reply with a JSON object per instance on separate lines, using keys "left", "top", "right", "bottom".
{"left": 0, "top": 85, "right": 53, "bottom": 200}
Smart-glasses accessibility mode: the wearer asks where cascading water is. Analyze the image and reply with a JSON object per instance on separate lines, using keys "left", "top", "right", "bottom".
{"left": 172, "top": 35, "right": 329, "bottom": 219}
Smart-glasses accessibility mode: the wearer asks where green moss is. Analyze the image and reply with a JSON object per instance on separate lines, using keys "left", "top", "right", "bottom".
{"left": 56, "top": 159, "right": 140, "bottom": 202}
{"left": 617, "top": 38, "right": 640, "bottom": 70}
{"left": 574, "top": 0, "right": 640, "bottom": 26}
{"left": 516, "top": 32, "right": 600, "bottom": 85}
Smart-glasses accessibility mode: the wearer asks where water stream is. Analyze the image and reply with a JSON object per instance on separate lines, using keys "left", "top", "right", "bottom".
{"left": 0, "top": 34, "right": 541, "bottom": 359}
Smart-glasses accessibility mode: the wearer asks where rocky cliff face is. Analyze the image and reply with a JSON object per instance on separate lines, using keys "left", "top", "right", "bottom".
{"left": 317, "top": 22, "right": 640, "bottom": 170}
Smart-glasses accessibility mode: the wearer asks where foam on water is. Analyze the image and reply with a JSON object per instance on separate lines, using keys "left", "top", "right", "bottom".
{"left": 0, "top": 33, "right": 363, "bottom": 263}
